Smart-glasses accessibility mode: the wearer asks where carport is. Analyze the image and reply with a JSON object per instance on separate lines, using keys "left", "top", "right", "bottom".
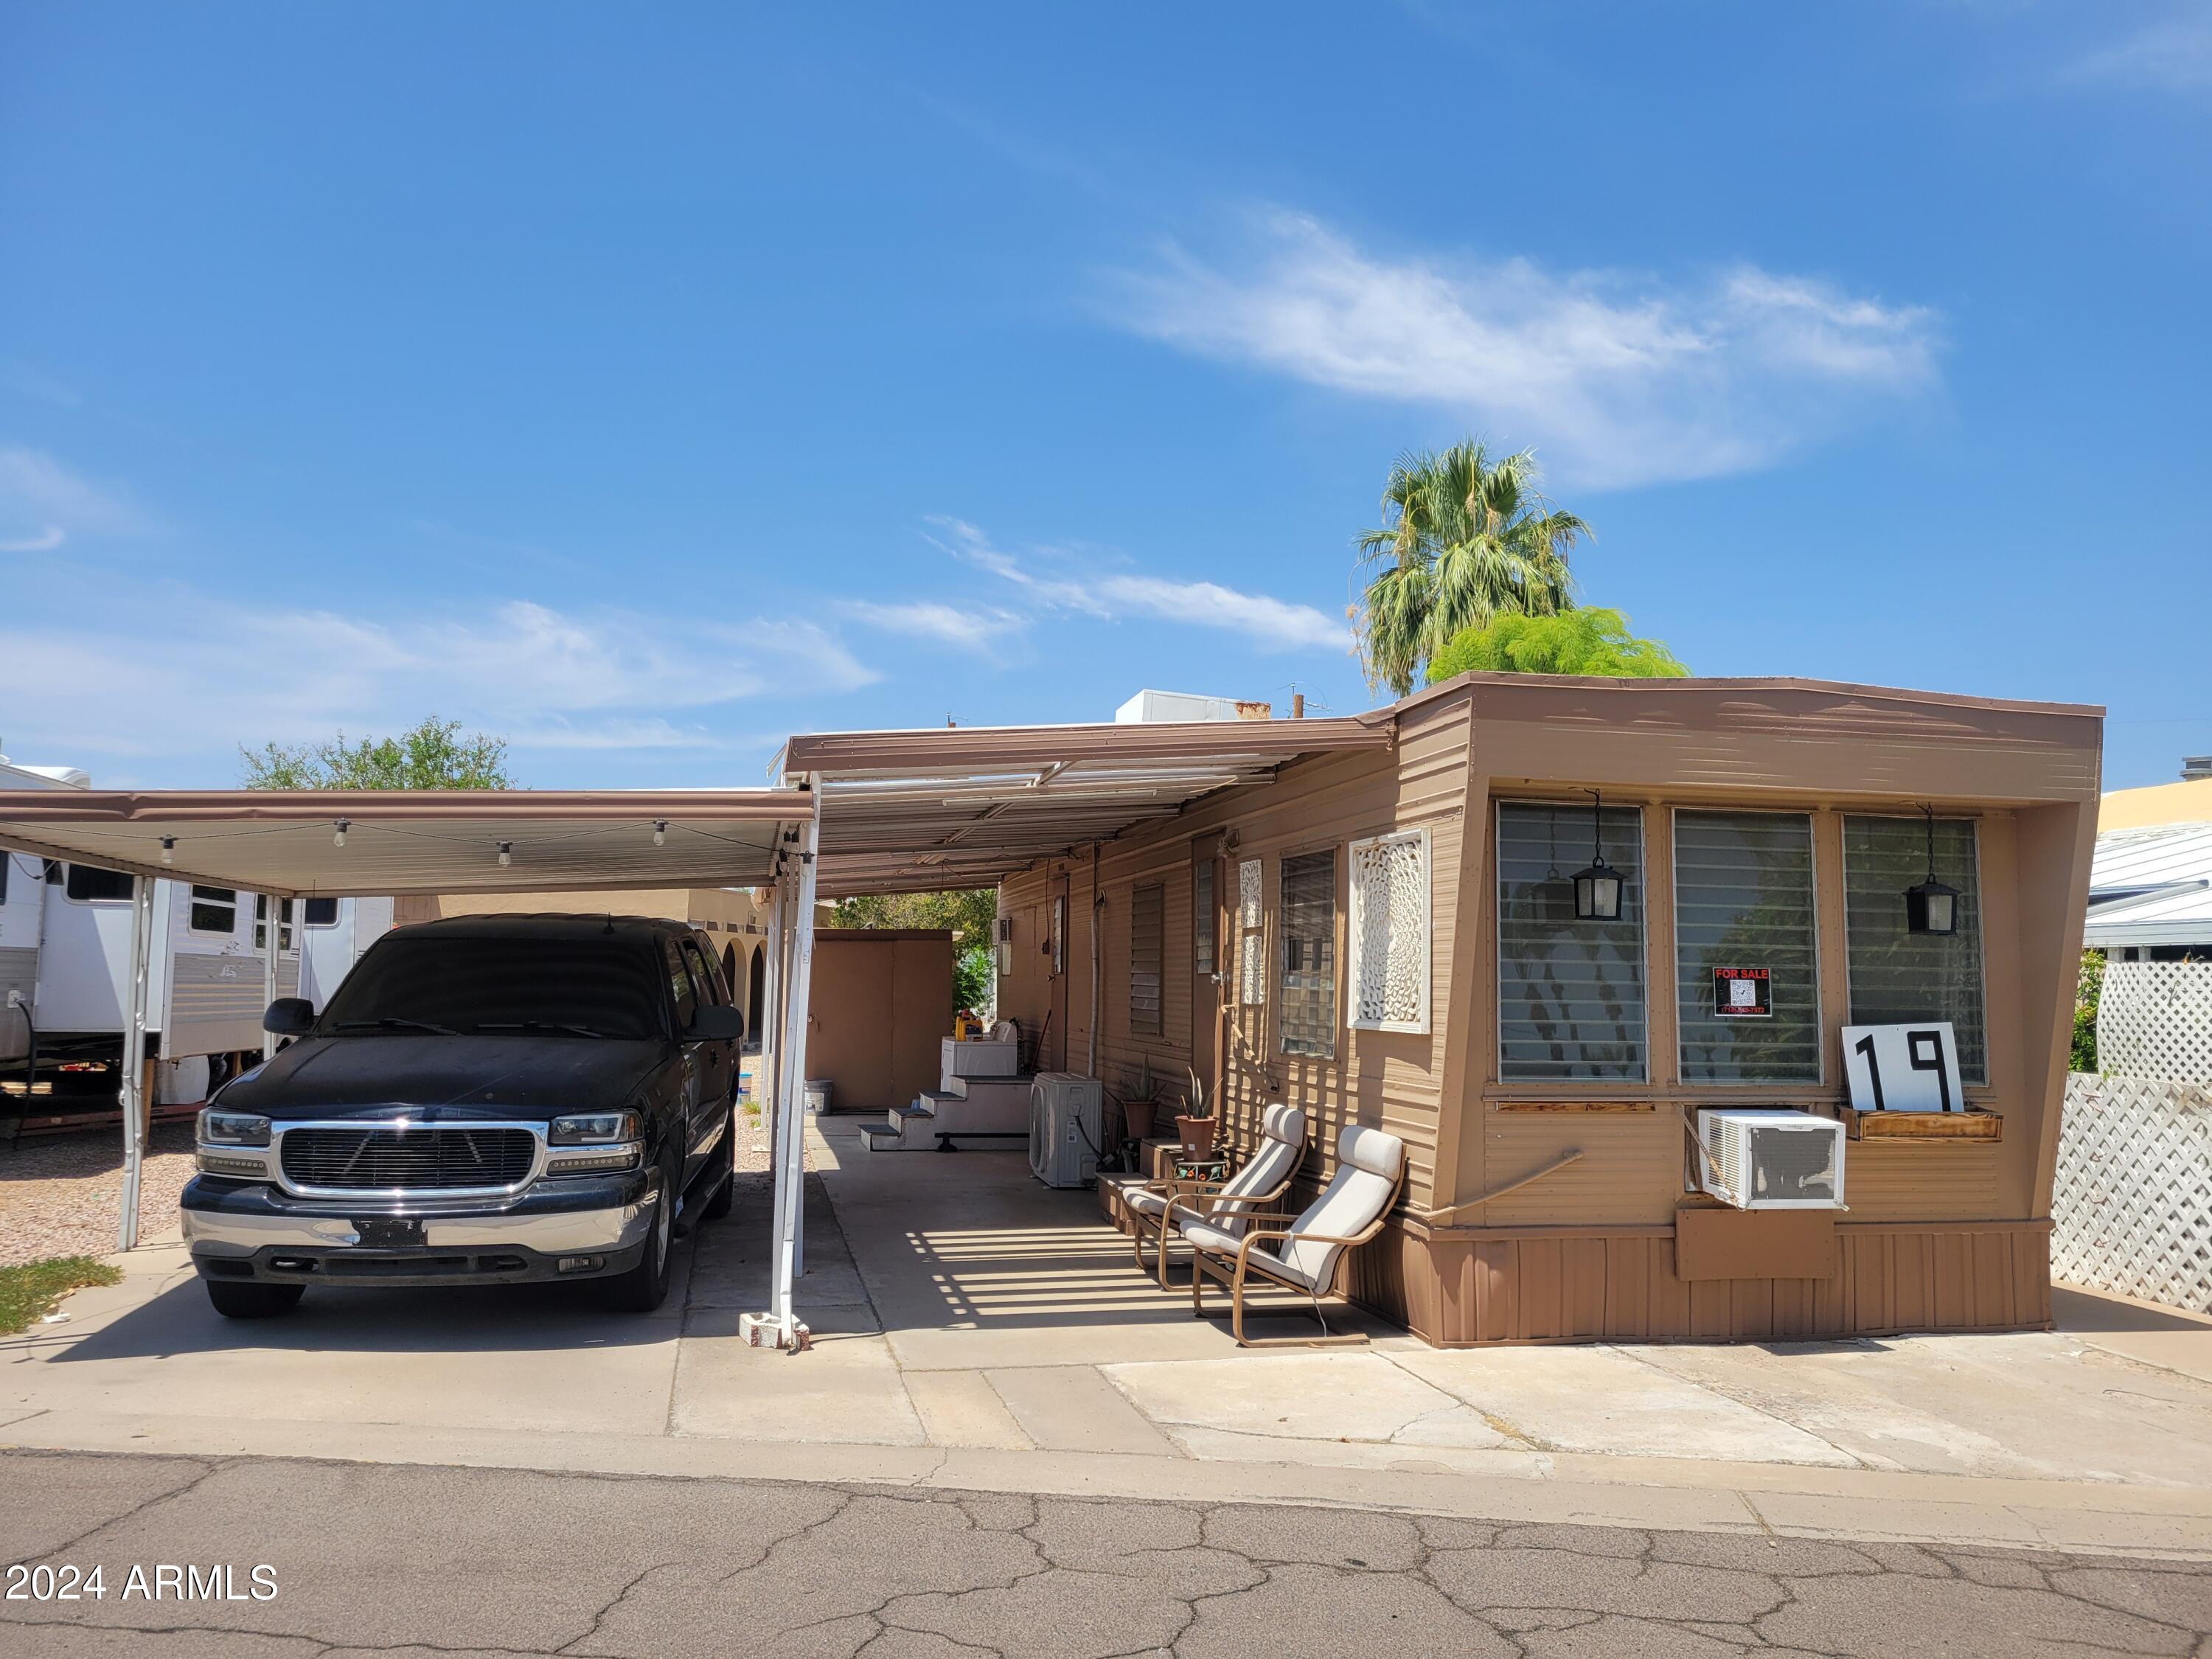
{"left": 0, "top": 786, "right": 829, "bottom": 1343}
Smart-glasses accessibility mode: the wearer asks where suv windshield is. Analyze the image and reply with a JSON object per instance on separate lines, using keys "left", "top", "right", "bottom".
{"left": 319, "top": 936, "right": 669, "bottom": 1040}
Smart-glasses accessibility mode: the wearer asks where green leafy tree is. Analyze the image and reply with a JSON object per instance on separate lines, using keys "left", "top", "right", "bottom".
{"left": 1425, "top": 608, "right": 1688, "bottom": 684}
{"left": 240, "top": 717, "right": 512, "bottom": 790}
{"left": 2072, "top": 949, "right": 2104, "bottom": 1074}
{"left": 1356, "top": 442, "right": 1590, "bottom": 696}
{"left": 829, "top": 888, "right": 998, "bottom": 1016}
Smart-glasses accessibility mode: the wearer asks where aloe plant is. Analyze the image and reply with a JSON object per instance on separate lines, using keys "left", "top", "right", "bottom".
{"left": 1182, "top": 1068, "right": 1212, "bottom": 1119}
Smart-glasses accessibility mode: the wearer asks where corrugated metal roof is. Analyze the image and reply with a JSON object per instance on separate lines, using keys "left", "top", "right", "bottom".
{"left": 2085, "top": 820, "right": 2212, "bottom": 947}
{"left": 783, "top": 717, "right": 1392, "bottom": 897}
{"left": 0, "top": 789, "right": 802, "bottom": 898}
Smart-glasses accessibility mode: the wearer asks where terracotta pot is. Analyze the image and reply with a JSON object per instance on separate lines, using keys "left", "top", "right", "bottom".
{"left": 1122, "top": 1098, "right": 1159, "bottom": 1142}
{"left": 1175, "top": 1115, "right": 1218, "bottom": 1159}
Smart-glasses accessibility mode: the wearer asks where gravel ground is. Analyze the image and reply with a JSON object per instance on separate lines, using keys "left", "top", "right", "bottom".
{"left": 0, "top": 1121, "right": 198, "bottom": 1267}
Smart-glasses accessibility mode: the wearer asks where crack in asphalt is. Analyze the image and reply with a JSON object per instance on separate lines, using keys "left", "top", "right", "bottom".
{"left": 5, "top": 1450, "right": 2211, "bottom": 1658}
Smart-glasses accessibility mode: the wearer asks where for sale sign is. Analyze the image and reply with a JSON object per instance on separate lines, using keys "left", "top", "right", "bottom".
{"left": 1711, "top": 967, "right": 1771, "bottom": 1019}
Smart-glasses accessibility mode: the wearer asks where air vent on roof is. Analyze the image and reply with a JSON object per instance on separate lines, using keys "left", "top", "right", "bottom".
{"left": 2184, "top": 757, "right": 2212, "bottom": 781}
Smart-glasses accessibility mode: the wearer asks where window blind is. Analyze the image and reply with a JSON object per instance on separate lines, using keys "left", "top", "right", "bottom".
{"left": 1843, "top": 815, "right": 1987, "bottom": 1084}
{"left": 1130, "top": 882, "right": 1164, "bottom": 1037}
{"left": 1279, "top": 850, "right": 1337, "bottom": 1057}
{"left": 1496, "top": 801, "right": 1646, "bottom": 1082}
{"left": 1673, "top": 811, "right": 1821, "bottom": 1084}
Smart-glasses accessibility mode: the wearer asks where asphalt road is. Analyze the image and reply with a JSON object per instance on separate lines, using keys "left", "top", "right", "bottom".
{"left": 2, "top": 1449, "right": 2208, "bottom": 1658}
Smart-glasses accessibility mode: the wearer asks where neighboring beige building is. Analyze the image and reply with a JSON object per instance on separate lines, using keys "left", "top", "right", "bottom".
{"left": 2099, "top": 774, "right": 2212, "bottom": 832}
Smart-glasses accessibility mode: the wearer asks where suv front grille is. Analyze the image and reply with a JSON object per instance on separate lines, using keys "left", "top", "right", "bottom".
{"left": 279, "top": 1127, "right": 537, "bottom": 1191}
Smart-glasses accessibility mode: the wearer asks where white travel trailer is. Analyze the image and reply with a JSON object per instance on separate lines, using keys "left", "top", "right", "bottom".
{"left": 0, "top": 755, "right": 392, "bottom": 1111}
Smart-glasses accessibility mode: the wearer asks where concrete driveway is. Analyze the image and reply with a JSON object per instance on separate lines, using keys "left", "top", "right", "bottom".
{"left": 8, "top": 1119, "right": 2212, "bottom": 1559}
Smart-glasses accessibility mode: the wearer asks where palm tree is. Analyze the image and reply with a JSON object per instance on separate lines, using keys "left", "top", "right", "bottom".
{"left": 1354, "top": 442, "right": 1590, "bottom": 696}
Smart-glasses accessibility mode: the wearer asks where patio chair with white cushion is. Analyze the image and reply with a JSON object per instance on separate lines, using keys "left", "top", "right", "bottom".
{"left": 1119, "top": 1104, "right": 1307, "bottom": 1287}
{"left": 1186, "top": 1124, "right": 1406, "bottom": 1347}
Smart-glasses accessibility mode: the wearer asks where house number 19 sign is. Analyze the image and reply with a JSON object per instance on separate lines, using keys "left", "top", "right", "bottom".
{"left": 1840, "top": 1021, "right": 1964, "bottom": 1113}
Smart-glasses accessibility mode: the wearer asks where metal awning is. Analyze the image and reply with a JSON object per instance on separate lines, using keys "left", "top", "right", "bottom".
{"left": 0, "top": 788, "right": 804, "bottom": 897}
{"left": 782, "top": 715, "right": 1393, "bottom": 897}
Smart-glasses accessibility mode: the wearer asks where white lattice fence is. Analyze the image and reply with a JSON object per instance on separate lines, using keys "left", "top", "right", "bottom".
{"left": 2053, "top": 1073, "right": 2212, "bottom": 1312}
{"left": 2098, "top": 961, "right": 2212, "bottom": 1083}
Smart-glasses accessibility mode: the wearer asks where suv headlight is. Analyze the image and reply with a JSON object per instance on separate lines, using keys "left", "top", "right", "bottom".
{"left": 544, "top": 1110, "right": 643, "bottom": 1175}
{"left": 549, "top": 1111, "right": 641, "bottom": 1145}
{"left": 198, "top": 1110, "right": 271, "bottom": 1147}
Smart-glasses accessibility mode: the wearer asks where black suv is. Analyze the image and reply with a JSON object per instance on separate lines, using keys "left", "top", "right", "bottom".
{"left": 179, "top": 914, "right": 745, "bottom": 1318}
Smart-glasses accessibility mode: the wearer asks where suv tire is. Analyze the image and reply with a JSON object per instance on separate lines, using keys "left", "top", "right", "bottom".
{"left": 205, "top": 1280, "right": 305, "bottom": 1319}
{"left": 703, "top": 1105, "right": 737, "bottom": 1221}
{"left": 602, "top": 1158, "right": 675, "bottom": 1312}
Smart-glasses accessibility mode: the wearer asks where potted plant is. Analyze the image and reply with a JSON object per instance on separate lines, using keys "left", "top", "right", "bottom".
{"left": 1175, "top": 1068, "right": 1218, "bottom": 1161}
{"left": 1120, "top": 1057, "right": 1166, "bottom": 1143}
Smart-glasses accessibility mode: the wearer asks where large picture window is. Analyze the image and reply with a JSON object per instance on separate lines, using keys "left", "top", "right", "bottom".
{"left": 1496, "top": 801, "right": 1646, "bottom": 1082}
{"left": 1129, "top": 881, "right": 1164, "bottom": 1037}
{"left": 1843, "top": 815, "right": 1987, "bottom": 1084}
{"left": 1278, "top": 850, "right": 1337, "bottom": 1057}
{"left": 1673, "top": 811, "right": 1820, "bottom": 1084}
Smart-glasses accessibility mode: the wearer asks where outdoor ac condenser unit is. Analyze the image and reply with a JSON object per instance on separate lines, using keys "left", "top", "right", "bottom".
{"left": 1694, "top": 1107, "right": 1846, "bottom": 1211}
{"left": 1029, "top": 1072, "right": 1105, "bottom": 1189}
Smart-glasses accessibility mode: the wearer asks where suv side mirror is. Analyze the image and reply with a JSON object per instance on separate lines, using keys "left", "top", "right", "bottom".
{"left": 262, "top": 997, "right": 316, "bottom": 1036}
{"left": 685, "top": 1004, "right": 745, "bottom": 1043}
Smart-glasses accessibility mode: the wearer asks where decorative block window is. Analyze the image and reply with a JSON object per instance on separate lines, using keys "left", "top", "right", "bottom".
{"left": 1237, "top": 859, "right": 1265, "bottom": 1006}
{"left": 1193, "top": 860, "right": 1216, "bottom": 977}
{"left": 1279, "top": 849, "right": 1338, "bottom": 1058}
{"left": 1673, "top": 811, "right": 1820, "bottom": 1084}
{"left": 1843, "top": 815, "right": 1987, "bottom": 1084}
{"left": 1496, "top": 801, "right": 1647, "bottom": 1082}
{"left": 1348, "top": 829, "right": 1431, "bottom": 1034}
{"left": 188, "top": 885, "right": 239, "bottom": 936}
{"left": 1130, "top": 881, "right": 1164, "bottom": 1037}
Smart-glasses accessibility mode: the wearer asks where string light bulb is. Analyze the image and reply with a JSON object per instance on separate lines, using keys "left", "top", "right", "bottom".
{"left": 333, "top": 818, "right": 350, "bottom": 849}
{"left": 653, "top": 820, "right": 667, "bottom": 848}
{"left": 159, "top": 836, "right": 175, "bottom": 866}
{"left": 497, "top": 841, "right": 513, "bottom": 869}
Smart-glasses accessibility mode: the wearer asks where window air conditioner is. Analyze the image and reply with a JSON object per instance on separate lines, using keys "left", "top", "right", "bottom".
{"left": 1694, "top": 1108, "right": 1846, "bottom": 1211}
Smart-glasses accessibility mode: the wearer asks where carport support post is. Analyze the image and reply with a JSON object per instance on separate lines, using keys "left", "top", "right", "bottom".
{"left": 116, "top": 873, "right": 155, "bottom": 1253}
{"left": 261, "top": 893, "right": 280, "bottom": 1061}
{"left": 757, "top": 880, "right": 783, "bottom": 1152}
{"left": 770, "top": 806, "right": 821, "bottom": 1344}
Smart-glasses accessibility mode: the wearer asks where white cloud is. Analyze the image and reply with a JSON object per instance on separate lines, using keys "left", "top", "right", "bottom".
{"left": 0, "top": 445, "right": 150, "bottom": 550}
{"left": 926, "top": 517, "right": 1346, "bottom": 654}
{"left": 839, "top": 598, "right": 1030, "bottom": 650}
{"left": 1107, "top": 212, "right": 1941, "bottom": 488}
{"left": 0, "top": 594, "right": 880, "bottom": 768}
{"left": 2074, "top": 10, "right": 2212, "bottom": 92}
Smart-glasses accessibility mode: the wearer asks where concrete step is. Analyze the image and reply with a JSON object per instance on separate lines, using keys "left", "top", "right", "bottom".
{"left": 944, "top": 1075, "right": 1034, "bottom": 1105}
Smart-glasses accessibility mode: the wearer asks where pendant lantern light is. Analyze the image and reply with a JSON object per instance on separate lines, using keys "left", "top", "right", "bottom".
{"left": 1905, "top": 804, "right": 1960, "bottom": 936}
{"left": 1571, "top": 788, "right": 1624, "bottom": 922}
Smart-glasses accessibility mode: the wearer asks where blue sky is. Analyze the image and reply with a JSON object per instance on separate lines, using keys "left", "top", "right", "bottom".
{"left": 1, "top": 4, "right": 2205, "bottom": 790}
